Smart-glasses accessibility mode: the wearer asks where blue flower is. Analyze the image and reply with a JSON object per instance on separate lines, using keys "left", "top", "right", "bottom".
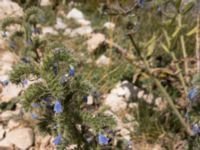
{"left": 69, "top": 66, "right": 75, "bottom": 77}
{"left": 22, "top": 80, "right": 28, "bottom": 86}
{"left": 98, "top": 134, "right": 110, "bottom": 145}
{"left": 1, "top": 80, "right": 9, "bottom": 86}
{"left": 192, "top": 124, "right": 200, "bottom": 135}
{"left": 31, "top": 103, "right": 40, "bottom": 108}
{"left": 54, "top": 100, "right": 63, "bottom": 113}
{"left": 188, "top": 88, "right": 198, "bottom": 100}
{"left": 138, "top": 0, "right": 144, "bottom": 7}
{"left": 53, "top": 134, "right": 62, "bottom": 145}
{"left": 31, "top": 113, "right": 38, "bottom": 119}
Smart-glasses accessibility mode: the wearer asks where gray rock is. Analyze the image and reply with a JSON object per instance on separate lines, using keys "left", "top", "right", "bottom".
{"left": 7, "top": 119, "right": 20, "bottom": 130}
{"left": 0, "top": 110, "right": 20, "bottom": 121}
{"left": 96, "top": 55, "right": 111, "bottom": 67}
{"left": 0, "top": 128, "right": 34, "bottom": 150}
{"left": 55, "top": 18, "right": 67, "bottom": 30}
{"left": 87, "top": 95, "right": 93, "bottom": 105}
{"left": 40, "top": 0, "right": 52, "bottom": 6}
{"left": 1, "top": 82, "right": 22, "bottom": 102}
{"left": 87, "top": 33, "right": 105, "bottom": 53}
{"left": 66, "top": 8, "right": 84, "bottom": 20}
{"left": 70, "top": 26, "right": 92, "bottom": 37}
{"left": 0, "top": 0, "right": 23, "bottom": 20}
{"left": 42, "top": 27, "right": 58, "bottom": 35}
{"left": 104, "top": 93, "right": 127, "bottom": 112}
{"left": 39, "top": 135, "right": 51, "bottom": 149}
{"left": 0, "top": 124, "right": 5, "bottom": 140}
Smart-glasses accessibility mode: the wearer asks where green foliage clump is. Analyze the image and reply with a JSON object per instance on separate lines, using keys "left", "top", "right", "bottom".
{"left": 9, "top": 45, "right": 115, "bottom": 149}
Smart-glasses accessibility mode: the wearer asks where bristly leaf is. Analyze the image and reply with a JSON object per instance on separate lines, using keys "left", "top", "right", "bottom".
{"left": 9, "top": 63, "right": 40, "bottom": 84}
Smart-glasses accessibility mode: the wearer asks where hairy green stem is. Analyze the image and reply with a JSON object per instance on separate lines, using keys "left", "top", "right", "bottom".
{"left": 128, "top": 34, "right": 193, "bottom": 136}
{"left": 196, "top": 16, "right": 200, "bottom": 73}
{"left": 177, "top": 14, "right": 189, "bottom": 76}
{"left": 171, "top": 52, "right": 188, "bottom": 94}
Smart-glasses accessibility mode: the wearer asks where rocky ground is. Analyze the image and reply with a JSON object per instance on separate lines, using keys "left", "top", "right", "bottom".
{"left": 0, "top": 1, "right": 167, "bottom": 150}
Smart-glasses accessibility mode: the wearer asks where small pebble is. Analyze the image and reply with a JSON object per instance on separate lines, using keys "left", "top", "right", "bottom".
{"left": 87, "top": 95, "right": 93, "bottom": 105}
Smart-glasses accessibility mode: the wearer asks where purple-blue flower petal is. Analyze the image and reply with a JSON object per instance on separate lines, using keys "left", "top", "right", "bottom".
{"left": 54, "top": 100, "right": 63, "bottom": 113}
{"left": 98, "top": 134, "right": 109, "bottom": 145}
{"left": 188, "top": 88, "right": 198, "bottom": 100}
{"left": 69, "top": 66, "right": 75, "bottom": 77}
{"left": 22, "top": 80, "right": 29, "bottom": 86}
{"left": 31, "top": 103, "right": 40, "bottom": 108}
{"left": 53, "top": 134, "right": 62, "bottom": 145}
{"left": 31, "top": 113, "right": 38, "bottom": 119}
{"left": 192, "top": 124, "right": 200, "bottom": 135}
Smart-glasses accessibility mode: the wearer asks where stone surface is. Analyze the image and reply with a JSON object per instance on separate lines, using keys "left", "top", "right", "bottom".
{"left": 0, "top": 82, "right": 22, "bottom": 102}
{"left": 66, "top": 8, "right": 84, "bottom": 20}
{"left": 70, "top": 26, "right": 92, "bottom": 37}
{"left": 7, "top": 119, "right": 20, "bottom": 130}
{"left": 77, "top": 19, "right": 91, "bottom": 26}
{"left": 104, "top": 93, "right": 127, "bottom": 112}
{"left": 0, "top": 83, "right": 3, "bottom": 93}
{"left": 0, "top": 128, "right": 34, "bottom": 150}
{"left": 87, "top": 33, "right": 105, "bottom": 53}
{"left": 96, "top": 55, "right": 111, "bottom": 67}
{"left": 0, "top": 124, "right": 5, "bottom": 140}
{"left": 0, "top": 0, "right": 23, "bottom": 20}
{"left": 111, "top": 85, "right": 132, "bottom": 100}
{"left": 0, "top": 110, "right": 21, "bottom": 121}
{"left": 137, "top": 90, "right": 144, "bottom": 99}
{"left": 42, "top": 27, "right": 58, "bottom": 35}
{"left": 40, "top": 0, "right": 52, "bottom": 6}
{"left": 87, "top": 95, "right": 93, "bottom": 105}
{"left": 39, "top": 135, "right": 51, "bottom": 150}
{"left": 55, "top": 18, "right": 67, "bottom": 30}
{"left": 0, "top": 51, "right": 19, "bottom": 75}
{"left": 64, "top": 28, "right": 72, "bottom": 35}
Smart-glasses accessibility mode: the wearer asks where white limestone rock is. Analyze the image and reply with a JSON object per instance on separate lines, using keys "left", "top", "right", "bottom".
{"left": 7, "top": 119, "right": 20, "bottom": 130}
{"left": 55, "top": 18, "right": 67, "bottom": 30}
{"left": 0, "top": 128, "right": 34, "bottom": 150}
{"left": 0, "top": 124, "right": 5, "bottom": 140}
{"left": 87, "top": 95, "right": 93, "bottom": 105}
{"left": 87, "top": 33, "right": 105, "bottom": 53}
{"left": 0, "top": 109, "right": 21, "bottom": 121}
{"left": 77, "top": 19, "right": 91, "bottom": 26}
{"left": 42, "top": 27, "right": 58, "bottom": 35}
{"left": 104, "top": 93, "right": 127, "bottom": 112}
{"left": 66, "top": 8, "right": 84, "bottom": 20}
{"left": 70, "top": 26, "right": 92, "bottom": 37}
{"left": 0, "top": 0, "right": 23, "bottom": 20}
{"left": 0, "top": 82, "right": 22, "bottom": 102}
{"left": 96, "top": 55, "right": 111, "bottom": 67}
{"left": 40, "top": 0, "right": 52, "bottom": 6}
